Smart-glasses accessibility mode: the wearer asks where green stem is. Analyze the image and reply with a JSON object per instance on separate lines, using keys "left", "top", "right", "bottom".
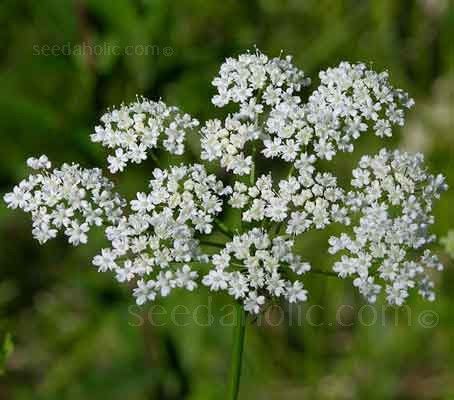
{"left": 310, "top": 268, "right": 339, "bottom": 277}
{"left": 273, "top": 220, "right": 285, "bottom": 237}
{"left": 150, "top": 152, "right": 162, "bottom": 168}
{"left": 214, "top": 218, "right": 234, "bottom": 239}
{"left": 250, "top": 144, "right": 256, "bottom": 186}
{"left": 200, "top": 239, "right": 225, "bottom": 249}
{"left": 227, "top": 302, "right": 246, "bottom": 400}
{"left": 270, "top": 165, "right": 296, "bottom": 237}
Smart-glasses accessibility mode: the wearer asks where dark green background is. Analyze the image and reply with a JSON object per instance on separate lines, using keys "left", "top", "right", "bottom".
{"left": 1, "top": 0, "right": 454, "bottom": 399}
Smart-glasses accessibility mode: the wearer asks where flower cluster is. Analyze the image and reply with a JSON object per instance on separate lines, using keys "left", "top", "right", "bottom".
{"left": 211, "top": 52, "right": 309, "bottom": 108}
{"left": 91, "top": 98, "right": 199, "bottom": 173}
{"left": 306, "top": 62, "right": 414, "bottom": 160}
{"left": 3, "top": 50, "right": 448, "bottom": 313}
{"left": 329, "top": 149, "right": 448, "bottom": 304}
{"left": 202, "top": 52, "right": 414, "bottom": 176}
{"left": 92, "top": 164, "right": 231, "bottom": 304}
{"left": 201, "top": 52, "right": 310, "bottom": 174}
{"left": 228, "top": 153, "right": 349, "bottom": 232}
{"left": 4, "top": 157, "right": 125, "bottom": 245}
{"left": 203, "top": 228, "right": 310, "bottom": 314}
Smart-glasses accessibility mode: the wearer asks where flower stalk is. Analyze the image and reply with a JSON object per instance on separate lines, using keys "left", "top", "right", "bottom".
{"left": 227, "top": 301, "right": 247, "bottom": 400}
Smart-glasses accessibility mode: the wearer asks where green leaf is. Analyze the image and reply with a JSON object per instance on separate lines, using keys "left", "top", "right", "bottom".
{"left": 0, "top": 333, "right": 14, "bottom": 375}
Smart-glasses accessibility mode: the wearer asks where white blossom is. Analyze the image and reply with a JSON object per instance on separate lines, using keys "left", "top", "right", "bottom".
{"left": 26, "top": 155, "right": 52, "bottom": 170}
{"left": 4, "top": 158, "right": 125, "bottom": 245}
{"left": 202, "top": 228, "right": 311, "bottom": 313}
{"left": 203, "top": 51, "right": 413, "bottom": 175}
{"left": 92, "top": 97, "right": 199, "bottom": 172}
{"left": 93, "top": 163, "right": 230, "bottom": 304}
{"left": 4, "top": 50, "right": 447, "bottom": 314}
{"left": 329, "top": 149, "right": 448, "bottom": 304}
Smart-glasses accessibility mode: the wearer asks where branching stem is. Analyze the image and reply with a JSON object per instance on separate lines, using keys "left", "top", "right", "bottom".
{"left": 214, "top": 218, "right": 235, "bottom": 239}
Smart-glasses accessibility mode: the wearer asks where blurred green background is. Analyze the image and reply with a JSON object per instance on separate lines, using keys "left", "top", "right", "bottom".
{"left": 1, "top": 0, "right": 454, "bottom": 399}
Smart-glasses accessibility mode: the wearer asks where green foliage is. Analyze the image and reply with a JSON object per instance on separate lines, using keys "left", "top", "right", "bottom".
{"left": 441, "top": 230, "right": 454, "bottom": 259}
{"left": 0, "top": 333, "right": 14, "bottom": 375}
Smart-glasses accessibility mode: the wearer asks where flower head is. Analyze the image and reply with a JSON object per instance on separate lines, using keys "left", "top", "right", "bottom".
{"left": 92, "top": 97, "right": 199, "bottom": 173}
{"left": 4, "top": 50, "right": 447, "bottom": 313}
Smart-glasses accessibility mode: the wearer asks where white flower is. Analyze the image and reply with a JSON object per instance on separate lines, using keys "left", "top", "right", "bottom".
{"left": 330, "top": 149, "right": 448, "bottom": 304}
{"left": 90, "top": 163, "right": 229, "bottom": 301}
{"left": 108, "top": 148, "right": 128, "bottom": 173}
{"left": 202, "top": 268, "right": 230, "bottom": 291}
{"left": 285, "top": 281, "right": 308, "bottom": 303}
{"left": 116, "top": 260, "right": 136, "bottom": 282}
{"left": 4, "top": 50, "right": 446, "bottom": 313}
{"left": 92, "top": 248, "right": 117, "bottom": 272}
{"left": 202, "top": 51, "right": 310, "bottom": 174}
{"left": 93, "top": 98, "right": 199, "bottom": 172}
{"left": 4, "top": 158, "right": 125, "bottom": 245}
{"left": 244, "top": 292, "right": 265, "bottom": 314}
{"left": 27, "top": 155, "right": 51, "bottom": 170}
{"left": 4, "top": 185, "right": 31, "bottom": 209}
{"left": 228, "top": 272, "right": 249, "bottom": 299}
{"left": 133, "top": 280, "right": 156, "bottom": 305}
{"left": 155, "top": 271, "right": 175, "bottom": 297}
{"left": 65, "top": 221, "right": 90, "bottom": 246}
{"left": 203, "top": 228, "right": 311, "bottom": 313}
{"left": 131, "top": 192, "right": 154, "bottom": 213}
{"left": 175, "top": 265, "right": 198, "bottom": 291}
